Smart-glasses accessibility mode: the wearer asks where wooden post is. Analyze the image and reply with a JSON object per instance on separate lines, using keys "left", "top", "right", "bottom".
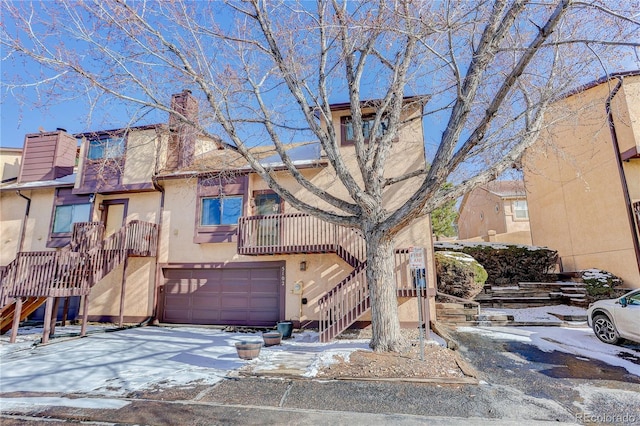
{"left": 61, "top": 297, "right": 70, "bottom": 326}
{"left": 10, "top": 298, "right": 23, "bottom": 344}
{"left": 49, "top": 297, "right": 61, "bottom": 337}
{"left": 118, "top": 255, "right": 130, "bottom": 328}
{"left": 80, "top": 294, "right": 89, "bottom": 337}
{"left": 42, "top": 297, "right": 54, "bottom": 344}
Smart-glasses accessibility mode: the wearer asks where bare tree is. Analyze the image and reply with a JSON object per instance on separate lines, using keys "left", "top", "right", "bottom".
{"left": 2, "top": 0, "right": 638, "bottom": 351}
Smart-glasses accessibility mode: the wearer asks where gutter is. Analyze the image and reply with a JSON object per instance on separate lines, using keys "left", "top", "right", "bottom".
{"left": 16, "top": 190, "right": 31, "bottom": 253}
{"left": 606, "top": 76, "right": 640, "bottom": 277}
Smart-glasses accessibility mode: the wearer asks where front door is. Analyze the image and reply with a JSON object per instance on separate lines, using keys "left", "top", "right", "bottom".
{"left": 101, "top": 199, "right": 128, "bottom": 237}
{"left": 255, "top": 193, "right": 282, "bottom": 247}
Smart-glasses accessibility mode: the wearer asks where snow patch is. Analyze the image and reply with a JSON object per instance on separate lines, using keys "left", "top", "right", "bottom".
{"left": 483, "top": 305, "right": 586, "bottom": 323}
{"left": 0, "top": 397, "right": 130, "bottom": 412}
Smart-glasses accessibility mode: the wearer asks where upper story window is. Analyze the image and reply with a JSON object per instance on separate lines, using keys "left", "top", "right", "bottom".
{"left": 87, "top": 136, "right": 125, "bottom": 160}
{"left": 201, "top": 196, "right": 243, "bottom": 226}
{"left": 512, "top": 199, "right": 529, "bottom": 220}
{"left": 195, "top": 175, "right": 248, "bottom": 243}
{"left": 52, "top": 203, "right": 92, "bottom": 233}
{"left": 341, "top": 115, "right": 389, "bottom": 145}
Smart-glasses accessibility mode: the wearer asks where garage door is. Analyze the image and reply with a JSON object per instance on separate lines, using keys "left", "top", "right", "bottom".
{"left": 161, "top": 266, "right": 281, "bottom": 326}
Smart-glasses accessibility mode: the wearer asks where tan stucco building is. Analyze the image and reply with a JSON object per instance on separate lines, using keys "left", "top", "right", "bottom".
{"left": 457, "top": 180, "right": 532, "bottom": 245}
{"left": 523, "top": 72, "right": 640, "bottom": 289}
{"left": 0, "top": 92, "right": 436, "bottom": 341}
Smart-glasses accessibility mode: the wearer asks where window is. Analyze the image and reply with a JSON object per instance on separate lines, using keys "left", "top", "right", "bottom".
{"left": 52, "top": 203, "right": 92, "bottom": 233}
{"left": 512, "top": 200, "right": 529, "bottom": 220}
{"left": 342, "top": 115, "right": 389, "bottom": 144}
{"left": 195, "top": 175, "right": 247, "bottom": 243}
{"left": 87, "top": 136, "right": 125, "bottom": 160}
{"left": 201, "top": 196, "right": 243, "bottom": 226}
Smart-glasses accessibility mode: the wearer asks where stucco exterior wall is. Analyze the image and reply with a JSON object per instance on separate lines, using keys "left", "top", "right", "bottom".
{"left": 86, "top": 191, "right": 162, "bottom": 321}
{"left": 523, "top": 77, "right": 640, "bottom": 288}
{"left": 122, "top": 129, "right": 158, "bottom": 186}
{"left": 86, "top": 257, "right": 156, "bottom": 321}
{"left": 458, "top": 189, "right": 505, "bottom": 239}
{"left": 0, "top": 192, "right": 28, "bottom": 265}
{"left": 625, "top": 161, "right": 640, "bottom": 202}
{"left": 17, "top": 189, "right": 57, "bottom": 253}
{"left": 0, "top": 149, "right": 22, "bottom": 182}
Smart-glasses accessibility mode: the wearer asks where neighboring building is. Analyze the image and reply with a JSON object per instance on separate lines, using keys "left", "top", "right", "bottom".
{"left": 0, "top": 147, "right": 22, "bottom": 183}
{"left": 0, "top": 91, "right": 436, "bottom": 342}
{"left": 457, "top": 180, "right": 532, "bottom": 245}
{"left": 523, "top": 72, "right": 640, "bottom": 289}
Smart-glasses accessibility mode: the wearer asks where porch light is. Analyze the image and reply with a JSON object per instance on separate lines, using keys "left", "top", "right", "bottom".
{"left": 300, "top": 261, "right": 307, "bottom": 271}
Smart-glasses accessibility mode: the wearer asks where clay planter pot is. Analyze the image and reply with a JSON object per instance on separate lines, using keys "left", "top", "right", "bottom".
{"left": 262, "top": 331, "right": 282, "bottom": 346}
{"left": 235, "top": 341, "right": 262, "bottom": 360}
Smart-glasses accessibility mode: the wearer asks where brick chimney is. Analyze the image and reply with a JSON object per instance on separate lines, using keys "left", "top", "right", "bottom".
{"left": 168, "top": 90, "right": 199, "bottom": 169}
{"left": 18, "top": 129, "right": 77, "bottom": 183}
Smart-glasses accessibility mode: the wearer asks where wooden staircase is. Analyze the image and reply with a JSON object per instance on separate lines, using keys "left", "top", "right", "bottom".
{"left": 0, "top": 297, "right": 47, "bottom": 334}
{"left": 238, "top": 213, "right": 428, "bottom": 342}
{"left": 0, "top": 220, "right": 158, "bottom": 340}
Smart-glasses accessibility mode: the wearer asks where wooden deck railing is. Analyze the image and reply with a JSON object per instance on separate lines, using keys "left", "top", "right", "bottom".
{"left": 238, "top": 213, "right": 366, "bottom": 266}
{"left": 69, "top": 222, "right": 104, "bottom": 252}
{"left": 0, "top": 220, "right": 159, "bottom": 309}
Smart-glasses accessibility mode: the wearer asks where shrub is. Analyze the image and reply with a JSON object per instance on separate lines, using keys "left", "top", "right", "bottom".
{"left": 435, "top": 251, "right": 488, "bottom": 299}
{"left": 434, "top": 241, "right": 558, "bottom": 285}
{"left": 581, "top": 269, "right": 623, "bottom": 300}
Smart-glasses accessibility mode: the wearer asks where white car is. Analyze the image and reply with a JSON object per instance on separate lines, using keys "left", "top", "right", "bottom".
{"left": 587, "top": 289, "right": 640, "bottom": 345}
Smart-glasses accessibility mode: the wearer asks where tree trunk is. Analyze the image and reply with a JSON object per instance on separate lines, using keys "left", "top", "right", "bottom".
{"left": 366, "top": 234, "right": 407, "bottom": 352}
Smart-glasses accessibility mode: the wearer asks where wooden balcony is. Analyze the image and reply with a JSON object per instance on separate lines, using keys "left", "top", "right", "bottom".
{"left": 238, "top": 213, "right": 365, "bottom": 266}
{"left": 238, "top": 214, "right": 428, "bottom": 295}
{"left": 0, "top": 220, "right": 158, "bottom": 308}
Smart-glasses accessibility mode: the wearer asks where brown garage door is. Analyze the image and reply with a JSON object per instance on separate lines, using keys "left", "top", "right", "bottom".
{"left": 161, "top": 266, "right": 281, "bottom": 326}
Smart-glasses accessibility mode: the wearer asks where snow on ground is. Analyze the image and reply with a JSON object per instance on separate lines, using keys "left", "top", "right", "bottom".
{"left": 457, "top": 325, "right": 640, "bottom": 376}
{"left": 483, "top": 305, "right": 587, "bottom": 323}
{"left": 0, "top": 325, "right": 382, "bottom": 399}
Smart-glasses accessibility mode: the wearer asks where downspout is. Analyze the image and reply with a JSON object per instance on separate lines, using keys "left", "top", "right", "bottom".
{"left": 16, "top": 190, "right": 31, "bottom": 253}
{"left": 606, "top": 76, "right": 640, "bottom": 276}
{"left": 151, "top": 175, "right": 165, "bottom": 324}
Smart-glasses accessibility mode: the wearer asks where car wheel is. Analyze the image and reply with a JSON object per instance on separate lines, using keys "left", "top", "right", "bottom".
{"left": 592, "top": 314, "right": 621, "bottom": 345}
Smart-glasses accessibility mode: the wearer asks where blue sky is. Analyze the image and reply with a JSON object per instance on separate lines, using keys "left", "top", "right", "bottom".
{"left": 2, "top": 1, "right": 637, "bottom": 154}
{"left": 2, "top": 96, "right": 90, "bottom": 147}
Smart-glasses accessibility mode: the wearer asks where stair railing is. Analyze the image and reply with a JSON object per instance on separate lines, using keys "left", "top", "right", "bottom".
{"left": 318, "top": 249, "right": 422, "bottom": 342}
{"left": 318, "top": 262, "right": 369, "bottom": 342}
{"left": 0, "top": 221, "right": 158, "bottom": 310}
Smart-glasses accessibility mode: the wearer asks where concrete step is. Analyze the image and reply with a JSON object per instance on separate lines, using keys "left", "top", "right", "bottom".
{"left": 560, "top": 287, "right": 586, "bottom": 292}
{"left": 474, "top": 314, "right": 514, "bottom": 322}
